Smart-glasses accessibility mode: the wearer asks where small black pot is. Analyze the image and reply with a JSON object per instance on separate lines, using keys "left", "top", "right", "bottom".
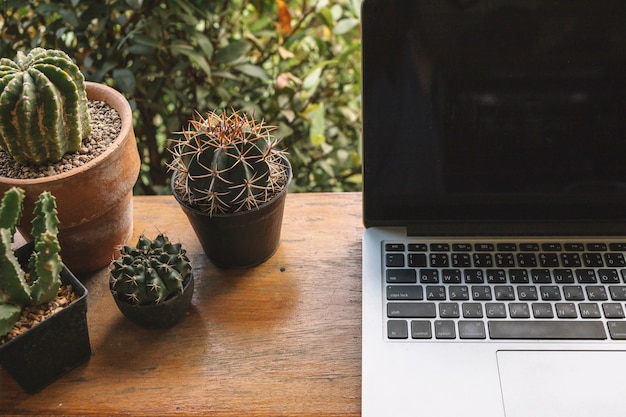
{"left": 172, "top": 160, "right": 292, "bottom": 268}
{"left": 110, "top": 273, "right": 194, "bottom": 329}
{"left": 0, "top": 242, "right": 91, "bottom": 394}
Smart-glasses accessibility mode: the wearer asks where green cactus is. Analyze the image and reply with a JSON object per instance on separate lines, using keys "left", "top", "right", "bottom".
{"left": 169, "top": 110, "right": 289, "bottom": 216}
{"left": 0, "top": 47, "right": 91, "bottom": 165}
{"left": 0, "top": 187, "right": 62, "bottom": 336}
{"left": 110, "top": 234, "right": 192, "bottom": 306}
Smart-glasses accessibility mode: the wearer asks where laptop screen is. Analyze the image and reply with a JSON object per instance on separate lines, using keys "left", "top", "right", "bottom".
{"left": 362, "top": 0, "right": 626, "bottom": 231}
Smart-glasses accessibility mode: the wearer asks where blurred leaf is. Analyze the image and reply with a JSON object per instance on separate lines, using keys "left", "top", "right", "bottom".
{"left": 112, "top": 68, "right": 136, "bottom": 93}
{"left": 214, "top": 41, "right": 251, "bottom": 65}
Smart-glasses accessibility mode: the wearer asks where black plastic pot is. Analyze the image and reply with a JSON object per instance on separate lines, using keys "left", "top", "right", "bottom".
{"left": 0, "top": 242, "right": 91, "bottom": 394}
{"left": 110, "top": 273, "right": 194, "bottom": 329}
{"left": 172, "top": 160, "right": 292, "bottom": 268}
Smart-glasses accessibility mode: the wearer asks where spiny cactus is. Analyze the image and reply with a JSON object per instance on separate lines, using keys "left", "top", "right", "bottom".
{"left": 0, "top": 47, "right": 91, "bottom": 165}
{"left": 0, "top": 187, "right": 62, "bottom": 336}
{"left": 110, "top": 234, "right": 192, "bottom": 306}
{"left": 169, "top": 110, "right": 289, "bottom": 216}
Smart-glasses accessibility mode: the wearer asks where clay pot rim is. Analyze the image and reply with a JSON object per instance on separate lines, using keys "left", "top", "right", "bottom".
{"left": 0, "top": 82, "right": 133, "bottom": 185}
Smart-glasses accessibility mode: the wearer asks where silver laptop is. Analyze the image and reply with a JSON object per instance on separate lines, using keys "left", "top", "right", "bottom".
{"left": 361, "top": 1, "right": 626, "bottom": 416}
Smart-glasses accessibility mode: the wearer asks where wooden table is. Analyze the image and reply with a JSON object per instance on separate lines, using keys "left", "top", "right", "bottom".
{"left": 0, "top": 192, "right": 363, "bottom": 417}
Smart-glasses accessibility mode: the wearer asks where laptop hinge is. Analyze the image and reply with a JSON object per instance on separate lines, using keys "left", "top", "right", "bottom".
{"left": 407, "top": 221, "right": 626, "bottom": 237}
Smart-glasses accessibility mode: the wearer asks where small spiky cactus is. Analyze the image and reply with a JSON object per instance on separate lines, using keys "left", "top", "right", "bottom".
{"left": 110, "top": 234, "right": 192, "bottom": 306}
{"left": 169, "top": 110, "right": 289, "bottom": 216}
{"left": 0, "top": 187, "right": 63, "bottom": 337}
{"left": 0, "top": 48, "right": 91, "bottom": 165}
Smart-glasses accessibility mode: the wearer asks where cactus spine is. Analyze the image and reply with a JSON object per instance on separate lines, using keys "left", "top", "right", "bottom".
{"left": 0, "top": 187, "right": 62, "bottom": 336}
{"left": 110, "top": 234, "right": 192, "bottom": 306}
{"left": 169, "top": 110, "right": 288, "bottom": 216}
{"left": 0, "top": 47, "right": 91, "bottom": 165}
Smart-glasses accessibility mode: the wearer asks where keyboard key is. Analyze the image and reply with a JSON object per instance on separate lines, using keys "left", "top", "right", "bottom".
{"left": 473, "top": 253, "right": 493, "bottom": 267}
{"left": 602, "top": 303, "right": 625, "bottom": 319}
{"left": 563, "top": 285, "right": 585, "bottom": 301}
{"left": 452, "top": 243, "right": 472, "bottom": 251}
{"left": 586, "top": 286, "right": 608, "bottom": 301}
{"left": 462, "top": 302, "right": 483, "bottom": 318}
{"left": 430, "top": 243, "right": 449, "bottom": 251}
{"left": 587, "top": 243, "right": 607, "bottom": 251}
{"left": 387, "top": 285, "right": 423, "bottom": 300}
{"left": 605, "top": 253, "right": 626, "bottom": 267}
{"left": 387, "top": 302, "right": 436, "bottom": 318}
{"left": 607, "top": 321, "right": 626, "bottom": 339}
{"left": 494, "top": 285, "right": 515, "bottom": 300}
{"left": 575, "top": 269, "right": 597, "bottom": 283}
{"left": 579, "top": 303, "right": 602, "bottom": 318}
{"left": 385, "top": 243, "right": 405, "bottom": 251}
{"left": 429, "top": 253, "right": 449, "bottom": 267}
{"left": 434, "top": 320, "right": 456, "bottom": 339}
{"left": 539, "top": 285, "right": 561, "bottom": 301}
{"left": 517, "top": 253, "right": 537, "bottom": 267}
{"left": 509, "top": 303, "right": 531, "bottom": 318}
{"left": 448, "top": 285, "right": 469, "bottom": 300}
{"left": 425, "top": 285, "right": 446, "bottom": 300}
{"left": 564, "top": 243, "right": 585, "bottom": 251}
{"left": 487, "top": 269, "right": 507, "bottom": 283}
{"left": 386, "top": 269, "right": 416, "bottom": 283}
{"left": 408, "top": 243, "right": 428, "bottom": 251}
{"left": 583, "top": 253, "right": 604, "bottom": 267}
{"left": 495, "top": 253, "right": 515, "bottom": 267}
{"left": 408, "top": 253, "right": 427, "bottom": 267}
{"left": 464, "top": 269, "right": 484, "bottom": 283}
{"left": 489, "top": 321, "right": 606, "bottom": 339}
{"left": 441, "top": 269, "right": 462, "bottom": 283}
{"left": 386, "top": 253, "right": 404, "bottom": 267}
{"left": 539, "top": 253, "right": 559, "bottom": 267}
{"left": 532, "top": 303, "right": 554, "bottom": 318}
{"left": 520, "top": 243, "right": 539, "bottom": 251}
{"left": 475, "top": 243, "right": 495, "bottom": 251}
{"left": 555, "top": 303, "right": 578, "bottom": 318}
{"left": 410, "top": 320, "right": 432, "bottom": 339}
{"left": 609, "top": 243, "right": 626, "bottom": 251}
{"left": 553, "top": 269, "right": 575, "bottom": 283}
{"left": 561, "top": 253, "right": 581, "bottom": 267}
{"left": 532, "top": 303, "right": 554, "bottom": 319}
{"left": 459, "top": 321, "right": 486, "bottom": 339}
{"left": 485, "top": 302, "right": 507, "bottom": 318}
{"left": 451, "top": 253, "right": 471, "bottom": 267}
{"left": 388, "top": 320, "right": 408, "bottom": 339}
{"left": 609, "top": 286, "right": 626, "bottom": 301}
{"left": 497, "top": 243, "right": 517, "bottom": 251}
{"left": 471, "top": 286, "right": 492, "bottom": 300}
{"left": 517, "top": 286, "right": 538, "bottom": 301}
{"left": 419, "top": 269, "right": 439, "bottom": 283}
{"left": 531, "top": 269, "right": 552, "bottom": 283}
{"left": 598, "top": 269, "right": 620, "bottom": 284}
{"left": 541, "top": 243, "right": 562, "bottom": 251}
{"left": 509, "top": 269, "right": 529, "bottom": 283}
{"left": 439, "top": 302, "right": 460, "bottom": 318}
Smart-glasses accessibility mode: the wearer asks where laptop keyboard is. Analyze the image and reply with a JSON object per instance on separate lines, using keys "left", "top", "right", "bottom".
{"left": 384, "top": 239, "right": 626, "bottom": 341}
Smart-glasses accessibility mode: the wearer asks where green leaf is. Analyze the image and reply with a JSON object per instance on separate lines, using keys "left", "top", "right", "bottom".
{"left": 234, "top": 64, "right": 269, "bottom": 80}
{"left": 113, "top": 68, "right": 136, "bottom": 93}
{"left": 0, "top": 303, "right": 22, "bottom": 337}
{"left": 333, "top": 18, "right": 359, "bottom": 35}
{"left": 214, "top": 40, "right": 251, "bottom": 65}
{"left": 309, "top": 103, "right": 326, "bottom": 147}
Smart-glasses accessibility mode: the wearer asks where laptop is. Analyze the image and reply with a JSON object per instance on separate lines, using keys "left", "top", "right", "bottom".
{"left": 361, "top": 1, "right": 626, "bottom": 416}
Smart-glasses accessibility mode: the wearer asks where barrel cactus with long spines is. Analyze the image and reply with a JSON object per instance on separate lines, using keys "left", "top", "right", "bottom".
{"left": 0, "top": 187, "right": 63, "bottom": 337}
{"left": 109, "top": 233, "right": 192, "bottom": 306}
{"left": 169, "top": 110, "right": 289, "bottom": 216}
{"left": 0, "top": 48, "right": 91, "bottom": 165}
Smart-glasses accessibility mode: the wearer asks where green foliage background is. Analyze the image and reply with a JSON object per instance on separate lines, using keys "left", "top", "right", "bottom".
{"left": 0, "top": 0, "right": 362, "bottom": 194}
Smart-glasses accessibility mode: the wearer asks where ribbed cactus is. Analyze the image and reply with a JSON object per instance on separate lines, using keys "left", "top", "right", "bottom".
{"left": 0, "top": 187, "right": 62, "bottom": 336}
{"left": 110, "top": 234, "right": 192, "bottom": 306}
{"left": 0, "top": 47, "right": 91, "bottom": 165}
{"left": 169, "top": 110, "right": 288, "bottom": 216}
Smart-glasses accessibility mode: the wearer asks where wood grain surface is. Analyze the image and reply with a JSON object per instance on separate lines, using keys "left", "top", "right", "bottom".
{"left": 0, "top": 192, "right": 364, "bottom": 417}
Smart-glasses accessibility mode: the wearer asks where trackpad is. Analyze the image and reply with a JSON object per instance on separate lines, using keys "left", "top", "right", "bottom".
{"left": 497, "top": 350, "right": 626, "bottom": 417}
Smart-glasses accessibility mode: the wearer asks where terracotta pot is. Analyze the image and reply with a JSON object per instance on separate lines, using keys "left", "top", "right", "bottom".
{"left": 0, "top": 82, "right": 140, "bottom": 274}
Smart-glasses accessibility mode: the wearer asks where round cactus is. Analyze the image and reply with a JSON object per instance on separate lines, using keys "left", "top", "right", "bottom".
{"left": 0, "top": 48, "right": 91, "bottom": 165}
{"left": 169, "top": 110, "right": 289, "bottom": 216}
{"left": 109, "top": 234, "right": 192, "bottom": 306}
